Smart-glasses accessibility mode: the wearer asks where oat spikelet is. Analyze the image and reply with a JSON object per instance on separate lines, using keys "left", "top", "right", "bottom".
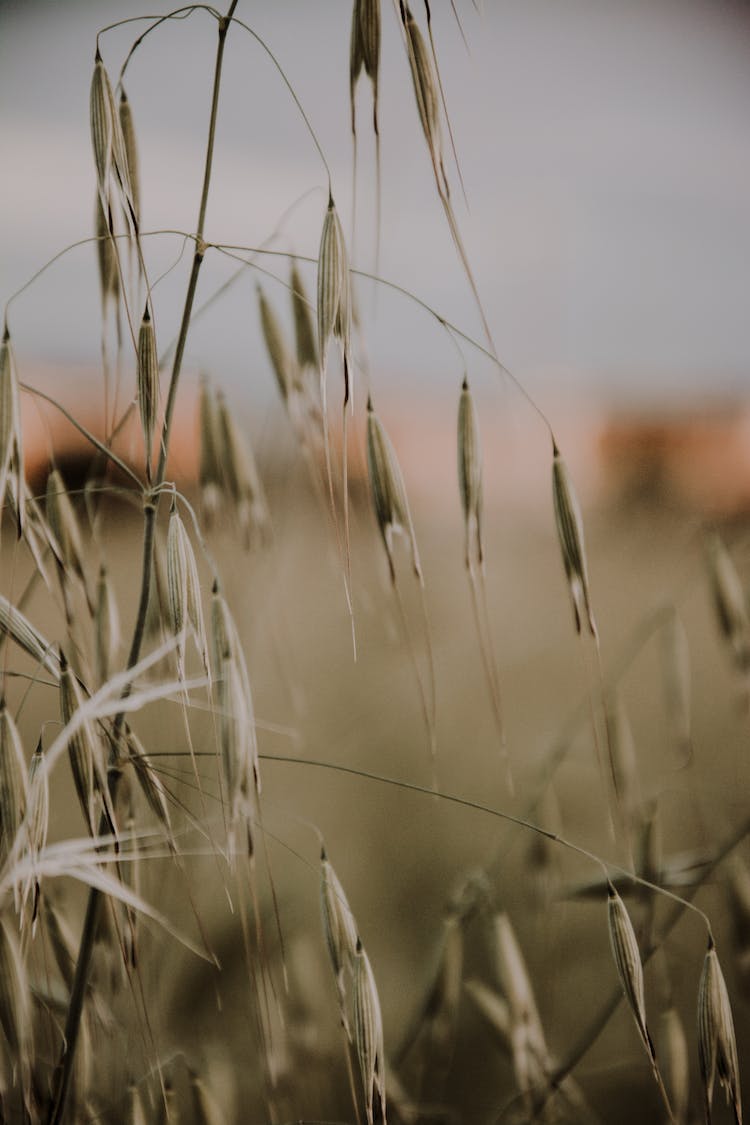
{"left": 606, "top": 881, "right": 657, "bottom": 1071}
{"left": 258, "top": 286, "right": 294, "bottom": 403}
{"left": 552, "top": 442, "right": 597, "bottom": 638}
{"left": 605, "top": 691, "right": 642, "bottom": 832}
{"left": 706, "top": 532, "right": 750, "bottom": 672}
{"left": 353, "top": 937, "right": 386, "bottom": 1125}
{"left": 0, "top": 700, "right": 28, "bottom": 868}
{"left": 317, "top": 195, "right": 350, "bottom": 382}
{"left": 216, "top": 392, "right": 270, "bottom": 548}
{"left": 350, "top": 0, "right": 381, "bottom": 134}
{"left": 90, "top": 50, "right": 114, "bottom": 202}
{"left": 119, "top": 88, "right": 140, "bottom": 223}
{"left": 166, "top": 499, "right": 209, "bottom": 681}
{"left": 137, "top": 304, "right": 159, "bottom": 479}
{"left": 188, "top": 1064, "right": 227, "bottom": 1125}
{"left": 290, "top": 260, "right": 317, "bottom": 374}
{"left": 95, "top": 563, "right": 120, "bottom": 685}
{"left": 59, "top": 651, "right": 110, "bottom": 836}
{"left": 210, "top": 582, "right": 259, "bottom": 799}
{"left": 661, "top": 608, "right": 692, "bottom": 762}
{"left": 95, "top": 193, "right": 119, "bottom": 308}
{"left": 45, "top": 468, "right": 87, "bottom": 586}
{"left": 125, "top": 727, "right": 174, "bottom": 849}
{"left": 659, "top": 1006, "right": 690, "bottom": 1125}
{"left": 320, "top": 845, "right": 358, "bottom": 1037}
{"left": 698, "top": 935, "right": 742, "bottom": 1125}
{"left": 457, "top": 376, "right": 483, "bottom": 568}
{"left": 366, "top": 397, "right": 421, "bottom": 583}
{"left": 26, "top": 738, "right": 49, "bottom": 897}
{"left": 403, "top": 4, "right": 441, "bottom": 174}
{"left": 199, "top": 376, "right": 223, "bottom": 524}
{"left": 0, "top": 324, "right": 26, "bottom": 537}
{"left": 0, "top": 594, "right": 60, "bottom": 678}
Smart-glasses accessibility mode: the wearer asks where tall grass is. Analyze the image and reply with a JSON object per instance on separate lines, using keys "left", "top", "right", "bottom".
{"left": 0, "top": 4, "right": 747, "bottom": 1123}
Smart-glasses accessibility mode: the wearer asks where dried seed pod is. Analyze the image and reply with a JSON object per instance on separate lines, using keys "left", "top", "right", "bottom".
{"left": 45, "top": 468, "right": 87, "bottom": 585}
{"left": 198, "top": 376, "right": 223, "bottom": 523}
{"left": 403, "top": 4, "right": 441, "bottom": 163}
{"left": 216, "top": 393, "right": 269, "bottom": 548}
{"left": 290, "top": 260, "right": 317, "bottom": 374}
{"left": 320, "top": 845, "right": 358, "bottom": 1035}
{"left": 95, "top": 193, "right": 119, "bottom": 307}
{"left": 210, "top": 582, "right": 259, "bottom": 797}
{"left": 166, "top": 500, "right": 209, "bottom": 680}
{"left": 457, "top": 376, "right": 483, "bottom": 568}
{"left": 27, "top": 738, "right": 49, "bottom": 863}
{"left": 95, "top": 563, "right": 120, "bottom": 684}
{"left": 697, "top": 935, "right": 742, "bottom": 1125}
{"left": 607, "top": 881, "right": 657, "bottom": 1070}
{"left": 0, "top": 594, "right": 60, "bottom": 678}
{"left": 660, "top": 608, "right": 692, "bottom": 761}
{"left": 118, "top": 88, "right": 140, "bottom": 222}
{"left": 59, "top": 651, "right": 107, "bottom": 836}
{"left": 707, "top": 532, "right": 750, "bottom": 671}
{"left": 317, "top": 195, "right": 350, "bottom": 378}
{"left": 0, "top": 324, "right": 25, "bottom": 537}
{"left": 366, "top": 397, "right": 421, "bottom": 583}
{"left": 125, "top": 727, "right": 174, "bottom": 848}
{"left": 217, "top": 649, "right": 254, "bottom": 861}
{"left": 353, "top": 938, "right": 386, "bottom": 1125}
{"left": 90, "top": 50, "right": 114, "bottom": 200}
{"left": 659, "top": 1006, "right": 690, "bottom": 1125}
{"left": 137, "top": 305, "right": 159, "bottom": 477}
{"left": 552, "top": 442, "right": 597, "bottom": 637}
{"left": 258, "top": 286, "right": 294, "bottom": 403}
{"left": 189, "top": 1065, "right": 226, "bottom": 1125}
{"left": 0, "top": 700, "right": 28, "bottom": 867}
{"left": 605, "top": 690, "right": 642, "bottom": 831}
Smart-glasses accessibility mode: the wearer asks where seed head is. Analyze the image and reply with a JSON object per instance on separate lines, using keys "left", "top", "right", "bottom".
{"left": 552, "top": 443, "right": 597, "bottom": 637}
{"left": 353, "top": 937, "right": 386, "bottom": 1125}
{"left": 137, "top": 304, "right": 159, "bottom": 477}
{"left": 607, "top": 881, "right": 656, "bottom": 1070}
{"left": 697, "top": 936, "right": 742, "bottom": 1125}
{"left": 457, "top": 376, "right": 483, "bottom": 567}
{"left": 366, "top": 397, "right": 421, "bottom": 583}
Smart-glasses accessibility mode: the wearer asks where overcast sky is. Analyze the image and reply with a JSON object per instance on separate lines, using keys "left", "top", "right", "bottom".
{"left": 1, "top": 0, "right": 749, "bottom": 410}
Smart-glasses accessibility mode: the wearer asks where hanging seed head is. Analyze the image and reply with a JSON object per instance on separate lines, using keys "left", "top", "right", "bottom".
{"left": 320, "top": 846, "right": 358, "bottom": 1034}
{"left": 27, "top": 736, "right": 49, "bottom": 862}
{"left": 95, "top": 563, "right": 120, "bottom": 685}
{"left": 95, "top": 193, "right": 119, "bottom": 307}
{"left": 45, "top": 468, "right": 86, "bottom": 581}
{"left": 189, "top": 1065, "right": 227, "bottom": 1125}
{"left": 349, "top": 1, "right": 364, "bottom": 131}
{"left": 353, "top": 938, "right": 386, "bottom": 1125}
{"left": 198, "top": 376, "right": 223, "bottom": 523}
{"left": 59, "top": 651, "right": 104, "bottom": 836}
{"left": 606, "top": 881, "right": 656, "bottom": 1069}
{"left": 0, "top": 699, "right": 28, "bottom": 866}
{"left": 457, "top": 376, "right": 483, "bottom": 567}
{"left": 660, "top": 607, "right": 692, "bottom": 760}
{"left": 216, "top": 392, "right": 270, "bottom": 548}
{"left": 403, "top": 4, "right": 441, "bottom": 160}
{"left": 210, "top": 582, "right": 259, "bottom": 794}
{"left": 90, "top": 50, "right": 114, "bottom": 199}
{"left": 359, "top": 0, "right": 381, "bottom": 81}
{"left": 605, "top": 690, "right": 642, "bottom": 830}
{"left": 258, "top": 286, "right": 294, "bottom": 403}
{"left": 119, "top": 88, "right": 140, "bottom": 222}
{"left": 137, "top": 304, "right": 159, "bottom": 475}
{"left": 166, "top": 500, "right": 209, "bottom": 680}
{"left": 706, "top": 532, "right": 750, "bottom": 671}
{"left": 698, "top": 936, "right": 742, "bottom": 1125}
{"left": 552, "top": 442, "right": 597, "bottom": 637}
{"left": 290, "top": 260, "right": 318, "bottom": 374}
{"left": 125, "top": 727, "right": 174, "bottom": 848}
{"left": 317, "top": 196, "right": 350, "bottom": 377}
{"left": 659, "top": 1006, "right": 690, "bottom": 1125}
{"left": 0, "top": 325, "right": 20, "bottom": 483}
{"left": 0, "top": 595, "right": 60, "bottom": 678}
{"left": 366, "top": 397, "right": 422, "bottom": 583}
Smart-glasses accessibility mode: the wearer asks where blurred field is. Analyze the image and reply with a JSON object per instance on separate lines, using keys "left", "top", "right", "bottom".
{"left": 5, "top": 394, "right": 750, "bottom": 1123}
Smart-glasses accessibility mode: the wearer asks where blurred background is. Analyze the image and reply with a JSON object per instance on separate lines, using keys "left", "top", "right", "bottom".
{"left": 2, "top": 2, "right": 750, "bottom": 1122}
